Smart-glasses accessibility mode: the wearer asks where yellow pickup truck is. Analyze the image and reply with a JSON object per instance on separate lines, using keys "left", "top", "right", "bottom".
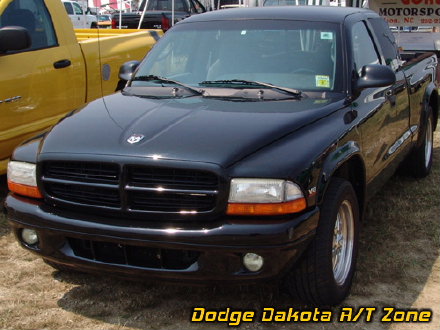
{"left": 0, "top": 0, "right": 162, "bottom": 174}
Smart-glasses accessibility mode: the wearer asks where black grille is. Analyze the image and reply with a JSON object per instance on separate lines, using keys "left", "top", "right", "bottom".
{"left": 68, "top": 238, "right": 199, "bottom": 270}
{"left": 41, "top": 161, "right": 219, "bottom": 214}
{"left": 44, "top": 161, "right": 119, "bottom": 184}
{"left": 46, "top": 183, "right": 121, "bottom": 208}
{"left": 129, "top": 191, "right": 216, "bottom": 212}
{"left": 128, "top": 166, "right": 218, "bottom": 190}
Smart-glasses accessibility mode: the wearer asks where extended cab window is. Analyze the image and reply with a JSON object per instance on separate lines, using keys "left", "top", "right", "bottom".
{"left": 0, "top": 0, "right": 57, "bottom": 51}
{"left": 351, "top": 21, "right": 380, "bottom": 75}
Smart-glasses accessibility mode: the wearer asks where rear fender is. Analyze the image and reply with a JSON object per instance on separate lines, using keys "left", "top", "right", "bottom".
{"left": 418, "top": 83, "right": 438, "bottom": 147}
{"left": 423, "top": 83, "right": 438, "bottom": 130}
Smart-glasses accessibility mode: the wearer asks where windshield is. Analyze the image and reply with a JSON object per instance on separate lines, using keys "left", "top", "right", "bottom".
{"left": 133, "top": 19, "right": 342, "bottom": 93}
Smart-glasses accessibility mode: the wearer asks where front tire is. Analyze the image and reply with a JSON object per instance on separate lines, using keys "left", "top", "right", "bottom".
{"left": 284, "top": 178, "right": 359, "bottom": 305}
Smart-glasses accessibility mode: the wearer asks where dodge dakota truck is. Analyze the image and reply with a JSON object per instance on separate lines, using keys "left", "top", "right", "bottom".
{"left": 112, "top": 0, "right": 206, "bottom": 31}
{"left": 0, "top": 0, "right": 162, "bottom": 174}
{"left": 6, "top": 7, "right": 439, "bottom": 305}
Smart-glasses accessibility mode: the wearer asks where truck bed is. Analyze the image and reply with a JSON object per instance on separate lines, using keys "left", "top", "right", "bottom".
{"left": 74, "top": 29, "right": 163, "bottom": 101}
{"left": 73, "top": 28, "right": 162, "bottom": 41}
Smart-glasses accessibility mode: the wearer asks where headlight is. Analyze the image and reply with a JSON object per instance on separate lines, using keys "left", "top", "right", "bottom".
{"left": 7, "top": 161, "right": 43, "bottom": 199}
{"left": 227, "top": 179, "right": 306, "bottom": 216}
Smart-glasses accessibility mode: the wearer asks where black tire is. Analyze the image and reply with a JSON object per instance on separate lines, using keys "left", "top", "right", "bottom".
{"left": 410, "top": 107, "right": 434, "bottom": 178}
{"left": 284, "top": 178, "right": 360, "bottom": 306}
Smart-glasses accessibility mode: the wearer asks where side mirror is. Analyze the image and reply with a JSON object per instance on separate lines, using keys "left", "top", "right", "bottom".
{"left": 0, "top": 26, "right": 31, "bottom": 53}
{"left": 355, "top": 64, "right": 396, "bottom": 91}
{"left": 118, "top": 60, "right": 141, "bottom": 82}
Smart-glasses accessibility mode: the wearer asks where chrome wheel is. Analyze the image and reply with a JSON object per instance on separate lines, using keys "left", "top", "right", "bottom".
{"left": 332, "top": 200, "right": 354, "bottom": 285}
{"left": 424, "top": 116, "right": 433, "bottom": 169}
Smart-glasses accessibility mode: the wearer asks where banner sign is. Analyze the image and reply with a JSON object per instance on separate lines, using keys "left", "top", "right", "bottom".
{"left": 369, "top": 0, "right": 440, "bottom": 26}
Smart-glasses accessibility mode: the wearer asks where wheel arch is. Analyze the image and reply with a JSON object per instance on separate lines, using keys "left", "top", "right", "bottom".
{"left": 424, "top": 83, "right": 438, "bottom": 131}
{"left": 427, "top": 87, "right": 438, "bottom": 131}
{"left": 317, "top": 142, "right": 366, "bottom": 220}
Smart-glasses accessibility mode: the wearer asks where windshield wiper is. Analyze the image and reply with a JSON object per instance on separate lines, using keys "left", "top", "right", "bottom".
{"left": 132, "top": 75, "right": 204, "bottom": 95}
{"left": 199, "top": 79, "right": 302, "bottom": 98}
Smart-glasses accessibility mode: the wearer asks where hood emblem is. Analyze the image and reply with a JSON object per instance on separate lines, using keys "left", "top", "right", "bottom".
{"left": 127, "top": 134, "right": 145, "bottom": 144}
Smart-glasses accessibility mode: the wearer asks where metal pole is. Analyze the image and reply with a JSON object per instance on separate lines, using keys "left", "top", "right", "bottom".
{"left": 172, "top": 0, "right": 175, "bottom": 26}
{"left": 119, "top": 0, "right": 122, "bottom": 28}
{"left": 138, "top": 0, "right": 148, "bottom": 28}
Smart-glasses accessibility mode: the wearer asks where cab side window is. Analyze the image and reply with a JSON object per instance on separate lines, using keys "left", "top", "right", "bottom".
{"left": 0, "top": 0, "right": 57, "bottom": 51}
{"left": 351, "top": 21, "right": 380, "bottom": 75}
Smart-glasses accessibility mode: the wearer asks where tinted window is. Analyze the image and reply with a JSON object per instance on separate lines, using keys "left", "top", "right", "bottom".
{"left": 0, "top": 0, "right": 57, "bottom": 51}
{"left": 135, "top": 20, "right": 342, "bottom": 92}
{"left": 368, "top": 17, "right": 399, "bottom": 69}
{"left": 351, "top": 21, "right": 380, "bottom": 74}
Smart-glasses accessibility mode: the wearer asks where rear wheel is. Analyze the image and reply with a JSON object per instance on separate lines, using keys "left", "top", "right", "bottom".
{"left": 410, "top": 108, "right": 434, "bottom": 178}
{"left": 284, "top": 178, "right": 359, "bottom": 305}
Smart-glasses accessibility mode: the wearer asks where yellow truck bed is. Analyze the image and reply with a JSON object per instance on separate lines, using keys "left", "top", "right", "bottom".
{"left": 0, "top": 0, "right": 162, "bottom": 174}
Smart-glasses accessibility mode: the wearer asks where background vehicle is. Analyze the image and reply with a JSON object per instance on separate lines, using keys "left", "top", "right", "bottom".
{"left": 97, "top": 14, "right": 112, "bottom": 28}
{"left": 6, "top": 6, "right": 439, "bottom": 305}
{"left": 62, "top": 0, "right": 98, "bottom": 28}
{"left": 0, "top": 0, "right": 162, "bottom": 174}
{"left": 112, "top": 0, "right": 205, "bottom": 31}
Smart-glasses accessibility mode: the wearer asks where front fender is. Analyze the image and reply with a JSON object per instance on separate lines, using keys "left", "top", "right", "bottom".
{"left": 316, "top": 141, "right": 363, "bottom": 206}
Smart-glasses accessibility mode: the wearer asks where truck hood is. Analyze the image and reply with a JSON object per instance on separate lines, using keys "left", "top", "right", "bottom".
{"left": 39, "top": 92, "right": 344, "bottom": 167}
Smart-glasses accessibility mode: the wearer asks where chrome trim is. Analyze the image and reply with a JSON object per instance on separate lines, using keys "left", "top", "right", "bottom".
{"left": 125, "top": 185, "right": 218, "bottom": 195}
{"left": 41, "top": 176, "right": 118, "bottom": 189}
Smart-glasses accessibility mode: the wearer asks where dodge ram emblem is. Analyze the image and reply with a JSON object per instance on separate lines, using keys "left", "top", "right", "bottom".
{"left": 127, "top": 134, "right": 145, "bottom": 144}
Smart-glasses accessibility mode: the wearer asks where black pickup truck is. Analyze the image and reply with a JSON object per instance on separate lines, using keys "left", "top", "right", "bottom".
{"left": 112, "top": 0, "right": 205, "bottom": 31}
{"left": 6, "top": 7, "right": 439, "bottom": 305}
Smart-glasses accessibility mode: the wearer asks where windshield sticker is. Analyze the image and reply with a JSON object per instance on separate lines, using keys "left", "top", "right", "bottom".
{"left": 241, "top": 30, "right": 247, "bottom": 35}
{"left": 320, "top": 32, "right": 333, "bottom": 40}
{"left": 315, "top": 75, "right": 330, "bottom": 88}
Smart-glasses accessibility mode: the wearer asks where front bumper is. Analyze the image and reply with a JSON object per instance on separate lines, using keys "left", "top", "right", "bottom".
{"left": 6, "top": 193, "right": 319, "bottom": 282}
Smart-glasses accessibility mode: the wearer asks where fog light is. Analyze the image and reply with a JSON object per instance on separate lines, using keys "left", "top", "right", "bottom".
{"left": 21, "top": 229, "right": 39, "bottom": 245}
{"left": 243, "top": 253, "right": 264, "bottom": 272}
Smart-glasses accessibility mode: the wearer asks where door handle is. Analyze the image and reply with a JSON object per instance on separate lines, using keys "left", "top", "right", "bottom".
{"left": 53, "top": 59, "right": 71, "bottom": 69}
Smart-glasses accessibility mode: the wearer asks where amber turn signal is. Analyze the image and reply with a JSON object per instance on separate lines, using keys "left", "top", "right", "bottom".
{"left": 7, "top": 181, "right": 43, "bottom": 199}
{"left": 227, "top": 198, "right": 306, "bottom": 216}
